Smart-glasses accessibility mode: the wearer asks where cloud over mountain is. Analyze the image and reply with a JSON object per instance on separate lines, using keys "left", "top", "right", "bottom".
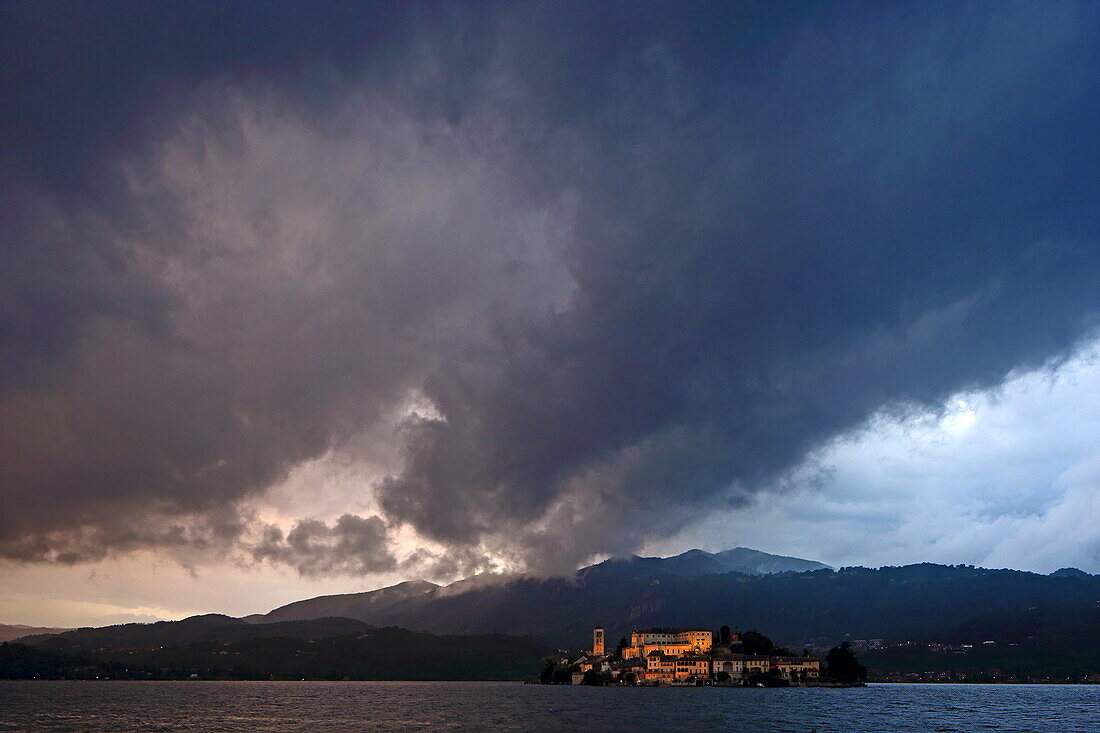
{"left": 2, "top": 2, "right": 1099, "bottom": 577}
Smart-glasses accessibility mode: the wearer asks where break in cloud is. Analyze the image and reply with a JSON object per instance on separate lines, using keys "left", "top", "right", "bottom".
{"left": 2, "top": 2, "right": 1100, "bottom": 580}
{"left": 646, "top": 340, "right": 1100, "bottom": 574}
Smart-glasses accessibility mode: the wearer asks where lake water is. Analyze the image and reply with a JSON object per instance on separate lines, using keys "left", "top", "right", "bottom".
{"left": 0, "top": 681, "right": 1096, "bottom": 732}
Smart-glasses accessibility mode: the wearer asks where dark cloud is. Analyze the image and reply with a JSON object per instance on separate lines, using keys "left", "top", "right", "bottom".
{"left": 2, "top": 2, "right": 1100, "bottom": 575}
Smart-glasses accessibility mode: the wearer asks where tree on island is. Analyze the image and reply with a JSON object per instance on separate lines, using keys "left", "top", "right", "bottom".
{"left": 740, "top": 629, "right": 794, "bottom": 656}
{"left": 719, "top": 625, "right": 731, "bottom": 645}
{"left": 746, "top": 668, "right": 789, "bottom": 687}
{"left": 582, "top": 669, "right": 612, "bottom": 685}
{"left": 551, "top": 664, "right": 573, "bottom": 685}
{"left": 539, "top": 656, "right": 557, "bottom": 684}
{"left": 617, "top": 636, "right": 628, "bottom": 656}
{"left": 825, "top": 642, "right": 867, "bottom": 684}
{"left": 741, "top": 629, "right": 775, "bottom": 655}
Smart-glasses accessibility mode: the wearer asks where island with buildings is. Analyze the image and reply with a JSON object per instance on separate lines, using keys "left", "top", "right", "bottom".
{"left": 539, "top": 625, "right": 857, "bottom": 686}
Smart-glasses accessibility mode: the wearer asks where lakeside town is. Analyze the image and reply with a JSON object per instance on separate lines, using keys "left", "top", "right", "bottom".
{"left": 538, "top": 626, "right": 863, "bottom": 686}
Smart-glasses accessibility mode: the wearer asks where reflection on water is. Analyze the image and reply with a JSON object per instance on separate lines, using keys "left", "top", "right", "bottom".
{"left": 0, "top": 681, "right": 1097, "bottom": 732}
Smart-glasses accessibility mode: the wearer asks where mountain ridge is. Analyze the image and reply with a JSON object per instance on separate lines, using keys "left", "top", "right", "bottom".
{"left": 245, "top": 579, "right": 440, "bottom": 624}
{"left": 14, "top": 549, "right": 1098, "bottom": 653}
{"left": 0, "top": 624, "right": 71, "bottom": 644}
{"left": 258, "top": 547, "right": 830, "bottom": 626}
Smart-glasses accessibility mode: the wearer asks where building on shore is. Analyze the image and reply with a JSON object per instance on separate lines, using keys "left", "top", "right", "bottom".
{"left": 567, "top": 625, "right": 820, "bottom": 685}
{"left": 621, "top": 627, "right": 713, "bottom": 660}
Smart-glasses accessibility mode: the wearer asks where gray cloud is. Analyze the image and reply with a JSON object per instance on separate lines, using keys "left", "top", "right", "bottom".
{"left": 377, "top": 3, "right": 1100, "bottom": 570}
{"left": 3, "top": 2, "right": 1100, "bottom": 576}
{"left": 252, "top": 514, "right": 396, "bottom": 577}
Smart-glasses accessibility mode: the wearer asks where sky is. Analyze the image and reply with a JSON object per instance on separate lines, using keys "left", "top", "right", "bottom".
{"left": 2, "top": 1, "right": 1100, "bottom": 627}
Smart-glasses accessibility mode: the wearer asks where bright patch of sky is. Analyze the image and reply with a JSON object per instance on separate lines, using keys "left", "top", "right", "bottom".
{"left": 646, "top": 337, "right": 1100, "bottom": 574}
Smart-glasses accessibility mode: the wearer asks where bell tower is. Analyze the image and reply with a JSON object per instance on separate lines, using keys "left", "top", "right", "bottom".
{"left": 592, "top": 626, "right": 605, "bottom": 655}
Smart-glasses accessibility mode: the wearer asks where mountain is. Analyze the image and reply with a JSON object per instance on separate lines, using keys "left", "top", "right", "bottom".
{"left": 0, "top": 624, "right": 69, "bottom": 643}
{"left": 20, "top": 548, "right": 1100, "bottom": 662}
{"left": 25, "top": 614, "right": 249, "bottom": 649}
{"left": 713, "top": 547, "right": 832, "bottom": 575}
{"left": 272, "top": 562, "right": 1100, "bottom": 650}
{"left": 921, "top": 601, "right": 1100, "bottom": 647}
{"left": 866, "top": 602, "right": 1100, "bottom": 682}
{"left": 248, "top": 579, "right": 438, "bottom": 624}
{"left": 578, "top": 548, "right": 830, "bottom": 582}
{"left": 248, "top": 550, "right": 1100, "bottom": 651}
{"left": 256, "top": 548, "right": 828, "bottom": 626}
{"left": 4, "top": 626, "right": 548, "bottom": 681}
{"left": 27, "top": 615, "right": 373, "bottom": 651}
{"left": 1049, "top": 567, "right": 1091, "bottom": 578}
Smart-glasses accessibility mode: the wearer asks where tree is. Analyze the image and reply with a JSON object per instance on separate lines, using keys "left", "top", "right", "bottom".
{"left": 719, "top": 625, "right": 731, "bottom": 645}
{"left": 617, "top": 636, "right": 628, "bottom": 656}
{"left": 539, "top": 656, "right": 557, "bottom": 684}
{"left": 582, "top": 669, "right": 611, "bottom": 685}
{"left": 715, "top": 671, "right": 731, "bottom": 683}
{"left": 741, "top": 630, "right": 775, "bottom": 655}
{"left": 748, "top": 668, "right": 789, "bottom": 687}
{"left": 825, "top": 642, "right": 867, "bottom": 684}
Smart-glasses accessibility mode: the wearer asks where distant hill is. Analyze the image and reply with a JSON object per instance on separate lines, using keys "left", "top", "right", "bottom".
{"left": 24, "top": 614, "right": 246, "bottom": 649}
{"left": 249, "top": 579, "right": 438, "bottom": 624}
{"left": 922, "top": 601, "right": 1100, "bottom": 647}
{"left": 866, "top": 602, "right": 1100, "bottom": 682}
{"left": 1049, "top": 567, "right": 1091, "bottom": 578}
{"left": 27, "top": 615, "right": 374, "bottom": 651}
{"left": 3, "top": 626, "right": 548, "bottom": 681}
{"left": 256, "top": 547, "right": 829, "bottom": 628}
{"left": 17, "top": 549, "right": 1100, "bottom": 663}
{"left": 243, "top": 552, "right": 1100, "bottom": 650}
{"left": 324, "top": 563, "right": 1100, "bottom": 649}
{"left": 578, "top": 548, "right": 831, "bottom": 582}
{"left": 714, "top": 547, "right": 833, "bottom": 575}
{"left": 0, "top": 624, "right": 68, "bottom": 643}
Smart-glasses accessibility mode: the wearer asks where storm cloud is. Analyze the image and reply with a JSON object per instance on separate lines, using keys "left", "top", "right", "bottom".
{"left": 2, "top": 2, "right": 1100, "bottom": 577}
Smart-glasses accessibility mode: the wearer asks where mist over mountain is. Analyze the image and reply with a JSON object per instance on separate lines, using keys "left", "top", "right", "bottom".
{"left": 604, "top": 548, "right": 833, "bottom": 577}
{"left": 349, "top": 563, "right": 1099, "bottom": 648}
{"left": 14, "top": 549, "right": 1097, "bottom": 655}
{"left": 250, "top": 548, "right": 828, "bottom": 625}
{"left": 236, "top": 549, "right": 1096, "bottom": 649}
{"left": 10, "top": 557, "right": 1098, "bottom": 684}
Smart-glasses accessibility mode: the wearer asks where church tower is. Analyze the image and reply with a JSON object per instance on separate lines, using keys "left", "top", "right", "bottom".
{"left": 592, "top": 626, "right": 605, "bottom": 655}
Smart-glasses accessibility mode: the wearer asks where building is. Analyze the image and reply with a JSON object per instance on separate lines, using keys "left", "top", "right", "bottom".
{"left": 644, "top": 650, "right": 676, "bottom": 683}
{"left": 622, "top": 627, "right": 713, "bottom": 661}
{"left": 609, "top": 658, "right": 646, "bottom": 682}
{"left": 571, "top": 625, "right": 821, "bottom": 685}
{"left": 774, "top": 657, "right": 821, "bottom": 681}
{"left": 711, "top": 654, "right": 745, "bottom": 678}
{"left": 742, "top": 656, "right": 771, "bottom": 677}
{"left": 673, "top": 654, "right": 711, "bottom": 682}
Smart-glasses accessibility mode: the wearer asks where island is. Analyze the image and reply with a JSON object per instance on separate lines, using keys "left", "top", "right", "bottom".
{"left": 538, "top": 625, "right": 865, "bottom": 686}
